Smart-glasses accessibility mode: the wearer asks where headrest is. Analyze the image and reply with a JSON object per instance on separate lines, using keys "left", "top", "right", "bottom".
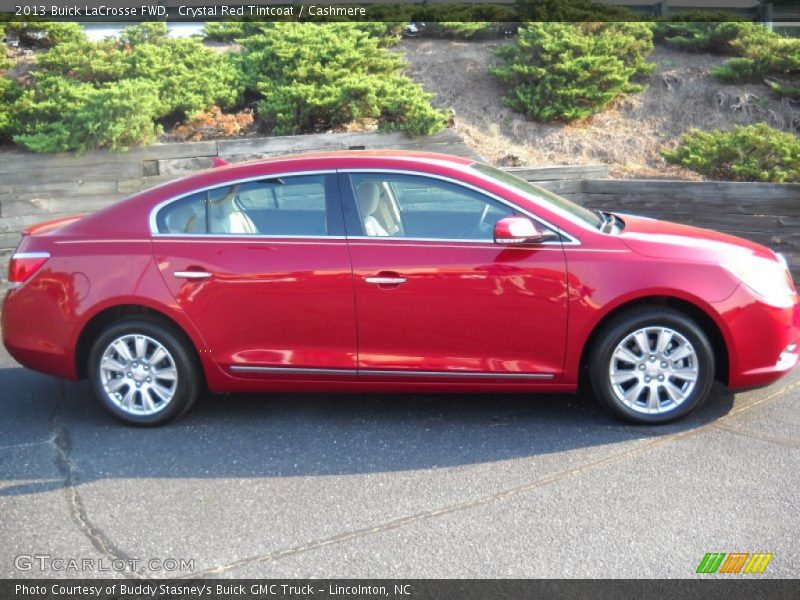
{"left": 165, "top": 203, "right": 202, "bottom": 234}
{"left": 356, "top": 182, "right": 381, "bottom": 216}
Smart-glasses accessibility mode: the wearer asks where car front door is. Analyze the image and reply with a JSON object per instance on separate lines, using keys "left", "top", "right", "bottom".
{"left": 151, "top": 172, "right": 357, "bottom": 378}
{"left": 341, "top": 171, "right": 569, "bottom": 382}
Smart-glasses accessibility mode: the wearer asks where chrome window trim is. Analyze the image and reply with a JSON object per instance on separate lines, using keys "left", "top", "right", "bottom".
{"left": 151, "top": 234, "right": 349, "bottom": 241}
{"left": 148, "top": 169, "right": 337, "bottom": 237}
{"left": 340, "top": 168, "right": 580, "bottom": 246}
{"left": 343, "top": 236, "right": 566, "bottom": 250}
{"left": 230, "top": 365, "right": 553, "bottom": 379}
{"left": 148, "top": 166, "right": 580, "bottom": 246}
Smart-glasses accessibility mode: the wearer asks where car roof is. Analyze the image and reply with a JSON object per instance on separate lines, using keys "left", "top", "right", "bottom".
{"left": 146, "top": 150, "right": 478, "bottom": 196}
{"left": 222, "top": 149, "right": 475, "bottom": 166}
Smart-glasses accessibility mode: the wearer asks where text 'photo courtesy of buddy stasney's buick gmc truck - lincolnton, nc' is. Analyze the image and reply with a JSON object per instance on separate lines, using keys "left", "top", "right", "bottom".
{"left": 2, "top": 151, "right": 799, "bottom": 426}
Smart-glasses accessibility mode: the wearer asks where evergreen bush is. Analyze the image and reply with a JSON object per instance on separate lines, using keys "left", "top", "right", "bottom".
{"left": 653, "top": 17, "right": 800, "bottom": 99}
{"left": 662, "top": 123, "right": 800, "bottom": 183}
{"left": 0, "top": 33, "right": 20, "bottom": 140}
{"left": 12, "top": 79, "right": 161, "bottom": 153}
{"left": 3, "top": 21, "right": 86, "bottom": 47}
{"left": 8, "top": 29, "right": 241, "bottom": 152}
{"left": 490, "top": 22, "right": 654, "bottom": 122}
{"left": 236, "top": 23, "right": 446, "bottom": 136}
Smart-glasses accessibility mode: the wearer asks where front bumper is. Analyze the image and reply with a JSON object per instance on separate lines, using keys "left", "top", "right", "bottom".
{"left": 714, "top": 285, "right": 800, "bottom": 390}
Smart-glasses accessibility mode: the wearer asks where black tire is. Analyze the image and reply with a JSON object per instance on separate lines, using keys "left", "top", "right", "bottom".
{"left": 87, "top": 317, "right": 202, "bottom": 426}
{"left": 588, "top": 306, "right": 715, "bottom": 424}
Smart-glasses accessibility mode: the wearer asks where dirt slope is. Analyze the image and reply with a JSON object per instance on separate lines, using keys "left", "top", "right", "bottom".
{"left": 399, "top": 38, "right": 799, "bottom": 179}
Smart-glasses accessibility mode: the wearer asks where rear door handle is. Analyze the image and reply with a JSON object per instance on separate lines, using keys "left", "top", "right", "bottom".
{"left": 174, "top": 271, "right": 213, "bottom": 280}
{"left": 365, "top": 274, "right": 407, "bottom": 286}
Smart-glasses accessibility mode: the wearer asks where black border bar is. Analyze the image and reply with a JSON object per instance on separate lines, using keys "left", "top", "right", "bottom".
{"left": 2, "top": 579, "right": 800, "bottom": 600}
{"left": 1, "top": 0, "right": 800, "bottom": 22}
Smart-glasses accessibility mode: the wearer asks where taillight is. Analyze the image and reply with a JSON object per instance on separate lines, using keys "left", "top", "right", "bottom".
{"left": 8, "top": 252, "right": 49, "bottom": 288}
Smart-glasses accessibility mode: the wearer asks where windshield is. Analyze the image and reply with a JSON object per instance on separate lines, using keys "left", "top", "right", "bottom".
{"left": 471, "top": 163, "right": 604, "bottom": 229}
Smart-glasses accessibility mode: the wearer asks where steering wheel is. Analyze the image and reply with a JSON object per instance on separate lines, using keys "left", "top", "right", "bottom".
{"left": 457, "top": 204, "right": 492, "bottom": 239}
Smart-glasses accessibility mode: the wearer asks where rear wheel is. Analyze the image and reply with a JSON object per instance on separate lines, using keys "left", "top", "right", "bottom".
{"left": 588, "top": 306, "right": 715, "bottom": 424}
{"left": 88, "top": 318, "right": 201, "bottom": 426}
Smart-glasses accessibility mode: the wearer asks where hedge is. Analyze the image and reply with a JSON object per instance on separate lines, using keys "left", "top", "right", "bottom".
{"left": 2, "top": 21, "right": 447, "bottom": 152}
{"left": 490, "top": 22, "right": 654, "bottom": 122}
{"left": 662, "top": 123, "right": 800, "bottom": 183}
{"left": 235, "top": 23, "right": 446, "bottom": 136}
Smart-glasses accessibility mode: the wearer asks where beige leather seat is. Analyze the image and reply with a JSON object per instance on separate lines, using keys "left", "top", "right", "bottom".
{"left": 356, "top": 182, "right": 390, "bottom": 237}
{"left": 208, "top": 186, "right": 257, "bottom": 234}
{"left": 165, "top": 202, "right": 204, "bottom": 234}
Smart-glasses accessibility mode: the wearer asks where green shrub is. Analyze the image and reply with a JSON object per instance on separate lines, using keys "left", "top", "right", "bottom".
{"left": 35, "top": 39, "right": 129, "bottom": 83}
{"left": 6, "top": 29, "right": 242, "bottom": 152}
{"left": 7, "top": 75, "right": 89, "bottom": 136}
{"left": 490, "top": 22, "right": 654, "bottom": 122}
{"left": 203, "top": 20, "right": 403, "bottom": 44}
{"left": 712, "top": 56, "right": 772, "bottom": 82}
{"left": 33, "top": 34, "right": 240, "bottom": 116}
{"left": 653, "top": 18, "right": 800, "bottom": 98}
{"left": 4, "top": 21, "right": 86, "bottom": 47}
{"left": 0, "top": 38, "right": 21, "bottom": 140}
{"left": 13, "top": 79, "right": 161, "bottom": 153}
{"left": 236, "top": 23, "right": 446, "bottom": 136}
{"left": 662, "top": 123, "right": 800, "bottom": 183}
{"left": 125, "top": 38, "right": 241, "bottom": 118}
{"left": 418, "top": 22, "right": 514, "bottom": 40}
{"left": 119, "top": 22, "right": 170, "bottom": 46}
{"left": 653, "top": 18, "right": 752, "bottom": 53}
{"left": 0, "top": 26, "right": 10, "bottom": 71}
{"left": 418, "top": 4, "right": 516, "bottom": 39}
{"left": 515, "top": 0, "right": 634, "bottom": 21}
{"left": 4, "top": 21, "right": 447, "bottom": 152}
{"left": 202, "top": 21, "right": 252, "bottom": 42}
{"left": 712, "top": 26, "right": 800, "bottom": 89}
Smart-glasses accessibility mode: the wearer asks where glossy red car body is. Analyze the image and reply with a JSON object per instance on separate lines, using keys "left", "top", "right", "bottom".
{"left": 3, "top": 152, "right": 799, "bottom": 401}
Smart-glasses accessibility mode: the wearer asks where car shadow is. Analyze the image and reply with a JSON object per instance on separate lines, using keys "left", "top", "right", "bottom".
{"left": 0, "top": 367, "right": 736, "bottom": 497}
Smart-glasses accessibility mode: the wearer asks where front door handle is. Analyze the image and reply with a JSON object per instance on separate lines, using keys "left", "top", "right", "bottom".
{"left": 174, "top": 271, "right": 213, "bottom": 280}
{"left": 365, "top": 274, "right": 407, "bottom": 286}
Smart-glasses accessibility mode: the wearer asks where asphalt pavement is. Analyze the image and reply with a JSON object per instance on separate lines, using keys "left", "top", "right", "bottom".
{"left": 0, "top": 343, "right": 798, "bottom": 579}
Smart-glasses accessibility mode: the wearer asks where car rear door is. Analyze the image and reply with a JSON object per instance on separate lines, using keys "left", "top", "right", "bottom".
{"left": 151, "top": 172, "right": 358, "bottom": 379}
{"left": 340, "top": 170, "right": 569, "bottom": 382}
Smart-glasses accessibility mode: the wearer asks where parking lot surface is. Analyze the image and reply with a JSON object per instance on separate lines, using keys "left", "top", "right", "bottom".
{"left": 1, "top": 344, "right": 797, "bottom": 579}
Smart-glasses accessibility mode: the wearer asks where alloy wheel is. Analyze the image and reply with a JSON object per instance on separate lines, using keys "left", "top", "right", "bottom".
{"left": 98, "top": 334, "right": 179, "bottom": 416}
{"left": 608, "top": 326, "right": 699, "bottom": 415}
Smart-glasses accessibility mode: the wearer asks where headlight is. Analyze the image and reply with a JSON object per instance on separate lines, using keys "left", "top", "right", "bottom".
{"left": 723, "top": 254, "right": 796, "bottom": 305}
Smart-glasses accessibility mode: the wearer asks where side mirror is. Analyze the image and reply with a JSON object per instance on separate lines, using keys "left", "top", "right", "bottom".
{"left": 493, "top": 217, "right": 556, "bottom": 245}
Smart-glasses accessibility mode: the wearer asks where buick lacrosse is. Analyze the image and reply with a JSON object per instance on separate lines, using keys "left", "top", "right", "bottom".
{"left": 3, "top": 152, "right": 798, "bottom": 425}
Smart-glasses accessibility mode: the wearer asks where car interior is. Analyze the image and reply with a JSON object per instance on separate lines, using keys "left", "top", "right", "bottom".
{"left": 158, "top": 174, "right": 514, "bottom": 241}
{"left": 158, "top": 178, "right": 329, "bottom": 236}
{"left": 351, "top": 175, "right": 513, "bottom": 240}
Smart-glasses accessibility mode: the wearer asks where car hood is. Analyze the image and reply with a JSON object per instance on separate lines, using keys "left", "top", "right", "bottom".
{"left": 615, "top": 214, "right": 777, "bottom": 264}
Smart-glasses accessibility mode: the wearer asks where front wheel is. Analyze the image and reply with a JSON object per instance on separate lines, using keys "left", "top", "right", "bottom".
{"left": 588, "top": 306, "right": 715, "bottom": 424}
{"left": 88, "top": 318, "right": 202, "bottom": 426}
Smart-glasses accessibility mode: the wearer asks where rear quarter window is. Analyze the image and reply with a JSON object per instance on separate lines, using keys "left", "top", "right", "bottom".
{"left": 156, "top": 192, "right": 206, "bottom": 234}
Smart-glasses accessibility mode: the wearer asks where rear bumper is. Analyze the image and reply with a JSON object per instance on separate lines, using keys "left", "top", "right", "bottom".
{"left": 2, "top": 287, "right": 79, "bottom": 380}
{"left": 715, "top": 285, "right": 800, "bottom": 390}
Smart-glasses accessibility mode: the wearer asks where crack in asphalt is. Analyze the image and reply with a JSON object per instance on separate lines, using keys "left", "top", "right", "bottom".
{"left": 49, "top": 381, "right": 140, "bottom": 580}
{"left": 189, "top": 377, "right": 800, "bottom": 578}
{"left": 712, "top": 423, "right": 800, "bottom": 449}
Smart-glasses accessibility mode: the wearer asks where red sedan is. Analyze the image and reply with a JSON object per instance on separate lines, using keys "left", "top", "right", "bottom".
{"left": 3, "top": 152, "right": 798, "bottom": 425}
